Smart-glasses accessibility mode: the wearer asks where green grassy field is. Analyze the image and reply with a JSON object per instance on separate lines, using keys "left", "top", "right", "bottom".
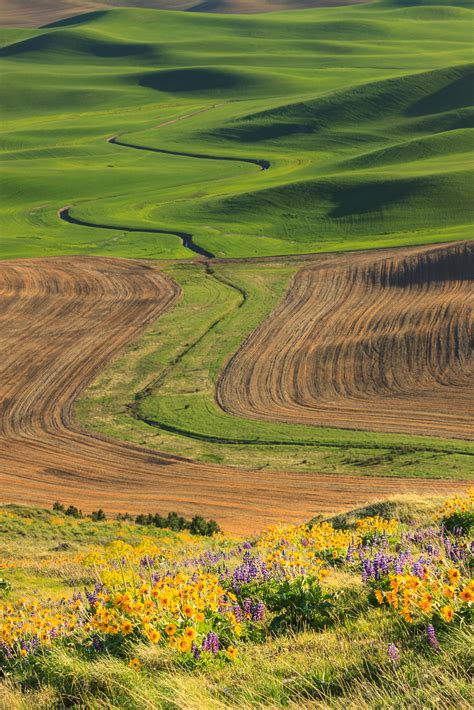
{"left": 1, "top": 0, "right": 473, "bottom": 260}
{"left": 0, "top": 1, "right": 375, "bottom": 30}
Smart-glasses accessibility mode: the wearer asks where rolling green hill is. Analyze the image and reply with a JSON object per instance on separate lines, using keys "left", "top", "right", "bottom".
{"left": 0, "top": 1, "right": 373, "bottom": 29}
{"left": 1, "top": 1, "right": 473, "bottom": 260}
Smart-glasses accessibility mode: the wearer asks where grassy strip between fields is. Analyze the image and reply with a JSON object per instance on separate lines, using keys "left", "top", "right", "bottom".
{"left": 77, "top": 261, "right": 474, "bottom": 480}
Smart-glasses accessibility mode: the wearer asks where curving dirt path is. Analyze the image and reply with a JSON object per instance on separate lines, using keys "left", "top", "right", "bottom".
{"left": 108, "top": 136, "right": 270, "bottom": 171}
{"left": 58, "top": 206, "right": 215, "bottom": 259}
{"left": 0, "top": 256, "right": 468, "bottom": 534}
{"left": 218, "top": 241, "right": 474, "bottom": 441}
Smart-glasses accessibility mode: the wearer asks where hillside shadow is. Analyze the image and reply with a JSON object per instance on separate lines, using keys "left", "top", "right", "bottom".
{"left": 329, "top": 180, "right": 415, "bottom": 219}
{"left": 408, "top": 70, "right": 474, "bottom": 117}
{"left": 215, "top": 121, "right": 314, "bottom": 143}
{"left": 0, "top": 31, "right": 159, "bottom": 59}
{"left": 139, "top": 67, "right": 247, "bottom": 93}
{"left": 42, "top": 10, "right": 109, "bottom": 28}
{"left": 387, "top": 242, "right": 473, "bottom": 287}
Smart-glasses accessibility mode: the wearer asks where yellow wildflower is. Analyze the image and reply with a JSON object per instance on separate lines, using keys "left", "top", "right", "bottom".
{"left": 440, "top": 606, "right": 454, "bottom": 622}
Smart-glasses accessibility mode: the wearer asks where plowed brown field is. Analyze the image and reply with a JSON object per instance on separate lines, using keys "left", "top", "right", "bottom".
{"left": 0, "top": 255, "right": 469, "bottom": 533}
{"left": 218, "top": 242, "right": 474, "bottom": 441}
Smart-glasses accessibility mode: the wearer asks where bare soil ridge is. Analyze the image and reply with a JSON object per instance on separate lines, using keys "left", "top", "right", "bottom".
{"left": 218, "top": 241, "right": 474, "bottom": 440}
{"left": 0, "top": 256, "right": 466, "bottom": 533}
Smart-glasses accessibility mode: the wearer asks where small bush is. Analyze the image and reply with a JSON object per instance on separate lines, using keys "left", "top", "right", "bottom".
{"left": 256, "top": 576, "right": 333, "bottom": 633}
{"left": 90, "top": 509, "right": 106, "bottom": 522}
{"left": 135, "top": 510, "right": 221, "bottom": 536}
{"left": 442, "top": 511, "right": 474, "bottom": 536}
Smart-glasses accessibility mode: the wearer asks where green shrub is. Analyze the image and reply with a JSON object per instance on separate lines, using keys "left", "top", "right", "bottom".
{"left": 259, "top": 577, "right": 333, "bottom": 633}
{"left": 442, "top": 510, "right": 474, "bottom": 535}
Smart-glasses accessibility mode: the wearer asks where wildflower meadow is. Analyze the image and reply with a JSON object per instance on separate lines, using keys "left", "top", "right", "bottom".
{"left": 0, "top": 492, "right": 472, "bottom": 708}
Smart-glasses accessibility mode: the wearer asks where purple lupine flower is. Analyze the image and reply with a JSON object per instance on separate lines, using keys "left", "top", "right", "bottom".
{"left": 387, "top": 643, "right": 399, "bottom": 666}
{"left": 251, "top": 601, "right": 265, "bottom": 622}
{"left": 231, "top": 552, "right": 270, "bottom": 590}
{"left": 141, "top": 554, "right": 159, "bottom": 568}
{"left": 92, "top": 634, "right": 102, "bottom": 651}
{"left": 426, "top": 625, "right": 439, "bottom": 650}
{"left": 85, "top": 583, "right": 104, "bottom": 608}
{"left": 233, "top": 604, "right": 242, "bottom": 623}
{"left": 201, "top": 632, "right": 219, "bottom": 654}
{"left": 243, "top": 598, "right": 252, "bottom": 616}
{"left": 345, "top": 541, "right": 355, "bottom": 562}
{"left": 444, "top": 538, "right": 468, "bottom": 562}
{"left": 207, "top": 632, "right": 219, "bottom": 654}
{"left": 0, "top": 642, "right": 12, "bottom": 658}
{"left": 361, "top": 558, "right": 374, "bottom": 582}
{"left": 412, "top": 559, "right": 425, "bottom": 579}
{"left": 191, "top": 642, "right": 201, "bottom": 660}
{"left": 411, "top": 556, "right": 433, "bottom": 579}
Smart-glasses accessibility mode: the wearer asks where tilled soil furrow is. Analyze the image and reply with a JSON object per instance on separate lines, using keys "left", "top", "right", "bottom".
{"left": 217, "top": 242, "right": 474, "bottom": 440}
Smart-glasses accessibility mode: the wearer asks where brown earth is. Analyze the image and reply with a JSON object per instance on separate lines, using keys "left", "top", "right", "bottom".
{"left": 0, "top": 254, "right": 469, "bottom": 534}
{"left": 218, "top": 242, "right": 474, "bottom": 441}
{"left": 0, "top": 0, "right": 370, "bottom": 28}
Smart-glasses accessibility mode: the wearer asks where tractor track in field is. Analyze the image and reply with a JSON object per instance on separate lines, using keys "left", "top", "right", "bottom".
{"left": 1, "top": 256, "right": 469, "bottom": 534}
{"left": 217, "top": 240, "right": 474, "bottom": 441}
